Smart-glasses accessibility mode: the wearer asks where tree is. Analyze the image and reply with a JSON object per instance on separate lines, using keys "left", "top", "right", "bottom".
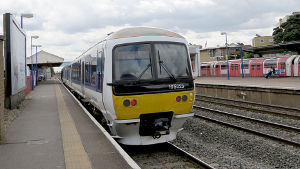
{"left": 273, "top": 14, "right": 300, "bottom": 44}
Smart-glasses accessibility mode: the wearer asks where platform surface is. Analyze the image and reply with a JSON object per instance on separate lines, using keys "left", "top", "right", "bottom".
{"left": 0, "top": 80, "right": 134, "bottom": 169}
{"left": 195, "top": 77, "right": 300, "bottom": 90}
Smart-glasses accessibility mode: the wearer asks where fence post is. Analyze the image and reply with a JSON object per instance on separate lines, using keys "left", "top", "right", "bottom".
{"left": 0, "top": 35, "right": 5, "bottom": 142}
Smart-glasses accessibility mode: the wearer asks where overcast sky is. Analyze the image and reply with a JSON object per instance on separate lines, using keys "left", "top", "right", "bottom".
{"left": 0, "top": 0, "right": 299, "bottom": 61}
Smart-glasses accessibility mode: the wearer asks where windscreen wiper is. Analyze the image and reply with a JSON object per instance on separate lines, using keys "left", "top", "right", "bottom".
{"left": 158, "top": 50, "right": 177, "bottom": 82}
{"left": 134, "top": 63, "right": 152, "bottom": 83}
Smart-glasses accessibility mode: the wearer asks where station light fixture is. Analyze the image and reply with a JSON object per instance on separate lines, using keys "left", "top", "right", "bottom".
{"left": 20, "top": 13, "right": 34, "bottom": 28}
{"left": 221, "top": 31, "right": 230, "bottom": 80}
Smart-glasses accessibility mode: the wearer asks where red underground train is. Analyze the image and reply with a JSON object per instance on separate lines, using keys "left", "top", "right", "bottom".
{"left": 200, "top": 55, "right": 300, "bottom": 77}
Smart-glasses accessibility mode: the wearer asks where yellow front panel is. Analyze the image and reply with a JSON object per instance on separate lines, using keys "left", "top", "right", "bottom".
{"left": 112, "top": 90, "right": 195, "bottom": 119}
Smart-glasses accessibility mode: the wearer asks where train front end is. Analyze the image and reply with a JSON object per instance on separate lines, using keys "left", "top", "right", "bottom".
{"left": 107, "top": 28, "right": 195, "bottom": 145}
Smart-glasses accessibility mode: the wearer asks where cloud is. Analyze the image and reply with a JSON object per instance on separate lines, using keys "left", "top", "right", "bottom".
{"left": 0, "top": 0, "right": 299, "bottom": 62}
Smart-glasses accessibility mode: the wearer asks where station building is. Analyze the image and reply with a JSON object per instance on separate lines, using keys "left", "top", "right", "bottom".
{"left": 199, "top": 44, "right": 252, "bottom": 62}
{"left": 252, "top": 35, "right": 274, "bottom": 47}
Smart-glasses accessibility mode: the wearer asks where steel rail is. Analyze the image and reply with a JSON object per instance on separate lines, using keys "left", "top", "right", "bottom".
{"left": 193, "top": 105, "right": 300, "bottom": 132}
{"left": 195, "top": 94, "right": 300, "bottom": 113}
{"left": 193, "top": 112, "right": 300, "bottom": 148}
{"left": 195, "top": 95, "right": 300, "bottom": 120}
{"left": 167, "top": 142, "right": 214, "bottom": 169}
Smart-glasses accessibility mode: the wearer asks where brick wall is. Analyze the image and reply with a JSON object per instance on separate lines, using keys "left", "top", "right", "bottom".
{"left": 0, "top": 36, "right": 5, "bottom": 141}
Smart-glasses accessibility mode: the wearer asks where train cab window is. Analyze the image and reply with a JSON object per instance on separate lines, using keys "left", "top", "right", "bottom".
{"left": 113, "top": 44, "right": 152, "bottom": 81}
{"left": 154, "top": 43, "right": 190, "bottom": 79}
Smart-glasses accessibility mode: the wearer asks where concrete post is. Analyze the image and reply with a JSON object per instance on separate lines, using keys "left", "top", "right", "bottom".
{"left": 0, "top": 35, "right": 5, "bottom": 141}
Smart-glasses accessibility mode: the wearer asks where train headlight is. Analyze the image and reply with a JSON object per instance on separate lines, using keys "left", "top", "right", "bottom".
{"left": 176, "top": 96, "right": 181, "bottom": 102}
{"left": 131, "top": 99, "right": 137, "bottom": 106}
{"left": 123, "top": 99, "right": 130, "bottom": 107}
{"left": 182, "top": 95, "right": 188, "bottom": 101}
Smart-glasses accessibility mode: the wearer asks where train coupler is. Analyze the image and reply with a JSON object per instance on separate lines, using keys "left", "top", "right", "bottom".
{"left": 139, "top": 112, "right": 173, "bottom": 138}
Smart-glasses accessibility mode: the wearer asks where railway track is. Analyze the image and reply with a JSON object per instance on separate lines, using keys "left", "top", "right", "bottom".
{"left": 195, "top": 94, "right": 300, "bottom": 120}
{"left": 123, "top": 142, "right": 214, "bottom": 169}
{"left": 63, "top": 81, "right": 213, "bottom": 168}
{"left": 193, "top": 105, "right": 300, "bottom": 147}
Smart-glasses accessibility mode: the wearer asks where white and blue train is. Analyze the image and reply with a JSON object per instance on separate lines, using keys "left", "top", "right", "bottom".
{"left": 62, "top": 27, "right": 195, "bottom": 145}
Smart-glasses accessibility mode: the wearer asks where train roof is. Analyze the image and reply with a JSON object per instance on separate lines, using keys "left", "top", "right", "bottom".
{"left": 108, "top": 27, "right": 185, "bottom": 40}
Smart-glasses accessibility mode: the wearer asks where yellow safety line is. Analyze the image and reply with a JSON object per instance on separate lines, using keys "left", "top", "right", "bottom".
{"left": 55, "top": 85, "right": 92, "bottom": 169}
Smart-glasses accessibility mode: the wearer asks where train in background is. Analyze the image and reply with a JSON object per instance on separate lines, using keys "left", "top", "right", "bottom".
{"left": 200, "top": 55, "right": 300, "bottom": 77}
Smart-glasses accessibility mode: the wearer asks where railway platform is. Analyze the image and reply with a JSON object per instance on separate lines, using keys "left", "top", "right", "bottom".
{"left": 195, "top": 76, "right": 300, "bottom": 90}
{"left": 194, "top": 77, "right": 300, "bottom": 109}
{"left": 0, "top": 79, "right": 139, "bottom": 169}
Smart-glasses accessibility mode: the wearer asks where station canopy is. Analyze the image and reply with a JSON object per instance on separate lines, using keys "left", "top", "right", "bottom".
{"left": 244, "top": 41, "right": 300, "bottom": 55}
{"left": 27, "top": 50, "right": 64, "bottom": 68}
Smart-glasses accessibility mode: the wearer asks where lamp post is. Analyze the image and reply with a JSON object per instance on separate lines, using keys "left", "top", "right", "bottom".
{"left": 32, "top": 45, "right": 42, "bottom": 86}
{"left": 20, "top": 13, "right": 33, "bottom": 28}
{"left": 30, "top": 36, "right": 39, "bottom": 90}
{"left": 221, "top": 32, "right": 230, "bottom": 80}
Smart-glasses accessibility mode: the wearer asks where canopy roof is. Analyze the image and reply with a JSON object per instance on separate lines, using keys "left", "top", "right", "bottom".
{"left": 244, "top": 41, "right": 300, "bottom": 55}
{"left": 27, "top": 50, "right": 64, "bottom": 67}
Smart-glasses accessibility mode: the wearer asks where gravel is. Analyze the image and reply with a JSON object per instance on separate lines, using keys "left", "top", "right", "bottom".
{"left": 123, "top": 144, "right": 201, "bottom": 169}
{"left": 171, "top": 115, "right": 300, "bottom": 169}
{"left": 193, "top": 103, "right": 300, "bottom": 143}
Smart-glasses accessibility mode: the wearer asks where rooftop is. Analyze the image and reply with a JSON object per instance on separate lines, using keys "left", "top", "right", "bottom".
{"left": 27, "top": 50, "right": 64, "bottom": 67}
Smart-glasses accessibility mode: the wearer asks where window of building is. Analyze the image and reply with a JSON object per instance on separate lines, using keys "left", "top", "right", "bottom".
{"left": 269, "top": 39, "right": 273, "bottom": 42}
{"left": 260, "top": 39, "right": 264, "bottom": 43}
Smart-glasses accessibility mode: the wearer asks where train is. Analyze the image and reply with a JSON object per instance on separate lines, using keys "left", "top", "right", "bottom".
{"left": 61, "top": 27, "right": 195, "bottom": 145}
{"left": 200, "top": 55, "right": 300, "bottom": 77}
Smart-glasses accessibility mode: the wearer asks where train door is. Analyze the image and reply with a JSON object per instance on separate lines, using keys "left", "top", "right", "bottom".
{"left": 298, "top": 56, "right": 300, "bottom": 77}
{"left": 215, "top": 62, "right": 221, "bottom": 76}
{"left": 286, "top": 56, "right": 297, "bottom": 77}
{"left": 95, "top": 50, "right": 107, "bottom": 114}
{"left": 257, "top": 60, "right": 264, "bottom": 77}
{"left": 250, "top": 60, "right": 255, "bottom": 77}
{"left": 241, "top": 60, "right": 249, "bottom": 77}
{"left": 220, "top": 62, "right": 226, "bottom": 77}
{"left": 295, "top": 56, "right": 300, "bottom": 77}
{"left": 97, "top": 50, "right": 104, "bottom": 93}
{"left": 229, "top": 62, "right": 234, "bottom": 76}
{"left": 210, "top": 62, "right": 215, "bottom": 76}
{"left": 81, "top": 60, "right": 85, "bottom": 95}
{"left": 200, "top": 63, "right": 206, "bottom": 76}
{"left": 237, "top": 61, "right": 241, "bottom": 77}
{"left": 207, "top": 63, "right": 211, "bottom": 76}
{"left": 278, "top": 57, "right": 288, "bottom": 77}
